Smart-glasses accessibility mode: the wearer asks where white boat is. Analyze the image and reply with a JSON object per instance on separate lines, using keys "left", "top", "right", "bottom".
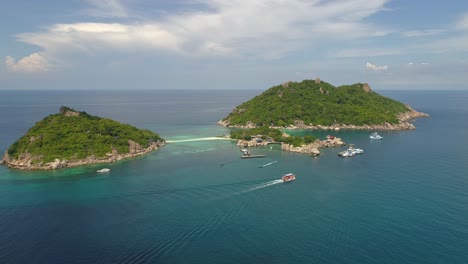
{"left": 370, "top": 132, "right": 383, "bottom": 140}
{"left": 339, "top": 146, "right": 363, "bottom": 157}
{"left": 240, "top": 148, "right": 250, "bottom": 156}
{"left": 341, "top": 149, "right": 356, "bottom": 157}
{"left": 353, "top": 148, "right": 364, "bottom": 154}
{"left": 97, "top": 168, "right": 110, "bottom": 173}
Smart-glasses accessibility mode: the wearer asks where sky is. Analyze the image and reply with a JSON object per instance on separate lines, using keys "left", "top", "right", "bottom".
{"left": 1, "top": 0, "right": 468, "bottom": 90}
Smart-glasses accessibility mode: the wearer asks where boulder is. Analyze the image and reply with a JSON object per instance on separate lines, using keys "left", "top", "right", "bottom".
{"left": 311, "top": 148, "right": 320, "bottom": 156}
{"left": 245, "top": 121, "right": 256, "bottom": 128}
{"left": 49, "top": 159, "right": 67, "bottom": 169}
{"left": 294, "top": 120, "right": 307, "bottom": 128}
{"left": 30, "top": 136, "right": 40, "bottom": 143}
{"left": 2, "top": 151, "right": 11, "bottom": 164}
{"left": 112, "top": 148, "right": 118, "bottom": 157}
{"left": 60, "top": 106, "right": 80, "bottom": 117}
{"left": 217, "top": 120, "right": 230, "bottom": 127}
{"left": 128, "top": 140, "right": 142, "bottom": 154}
{"left": 362, "top": 83, "right": 372, "bottom": 93}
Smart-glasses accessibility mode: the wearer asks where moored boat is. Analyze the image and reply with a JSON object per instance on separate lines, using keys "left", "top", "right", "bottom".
{"left": 338, "top": 146, "right": 363, "bottom": 157}
{"left": 353, "top": 148, "right": 364, "bottom": 154}
{"left": 341, "top": 149, "right": 356, "bottom": 157}
{"left": 370, "top": 132, "right": 383, "bottom": 140}
{"left": 282, "top": 173, "right": 296, "bottom": 182}
{"left": 97, "top": 168, "right": 110, "bottom": 173}
{"left": 240, "top": 148, "right": 249, "bottom": 155}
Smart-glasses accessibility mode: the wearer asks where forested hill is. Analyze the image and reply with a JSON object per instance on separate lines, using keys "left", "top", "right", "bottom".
{"left": 3, "top": 106, "right": 164, "bottom": 168}
{"left": 220, "top": 79, "right": 413, "bottom": 127}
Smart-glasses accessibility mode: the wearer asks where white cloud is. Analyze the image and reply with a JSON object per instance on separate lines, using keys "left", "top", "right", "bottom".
{"left": 457, "top": 13, "right": 468, "bottom": 30}
{"left": 417, "top": 35, "right": 468, "bottom": 54}
{"left": 334, "top": 48, "right": 401, "bottom": 58}
{"left": 401, "top": 29, "right": 444, "bottom": 37}
{"left": 365, "top": 62, "right": 388, "bottom": 71}
{"left": 369, "top": 62, "right": 468, "bottom": 88}
{"left": 17, "top": 23, "right": 183, "bottom": 53}
{"left": 407, "top": 62, "right": 430, "bottom": 66}
{"left": 5, "top": 53, "right": 50, "bottom": 73}
{"left": 84, "top": 0, "right": 127, "bottom": 18}
{"left": 14, "top": 0, "right": 391, "bottom": 62}
{"left": 198, "top": 41, "right": 233, "bottom": 56}
{"left": 406, "top": 14, "right": 468, "bottom": 55}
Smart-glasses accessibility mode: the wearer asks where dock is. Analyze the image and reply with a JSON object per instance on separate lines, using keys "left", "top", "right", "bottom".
{"left": 241, "top": 155, "right": 266, "bottom": 159}
{"left": 240, "top": 147, "right": 266, "bottom": 159}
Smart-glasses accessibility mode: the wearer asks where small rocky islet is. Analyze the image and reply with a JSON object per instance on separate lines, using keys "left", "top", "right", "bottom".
{"left": 235, "top": 132, "right": 345, "bottom": 156}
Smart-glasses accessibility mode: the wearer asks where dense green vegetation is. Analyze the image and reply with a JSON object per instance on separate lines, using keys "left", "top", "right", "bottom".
{"left": 229, "top": 127, "right": 316, "bottom": 147}
{"left": 230, "top": 127, "right": 283, "bottom": 141}
{"left": 7, "top": 106, "right": 164, "bottom": 163}
{"left": 222, "top": 80, "right": 410, "bottom": 126}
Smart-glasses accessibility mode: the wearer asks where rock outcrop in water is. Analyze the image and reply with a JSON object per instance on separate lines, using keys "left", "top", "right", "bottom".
{"left": 235, "top": 134, "right": 345, "bottom": 156}
{"left": 281, "top": 136, "right": 345, "bottom": 156}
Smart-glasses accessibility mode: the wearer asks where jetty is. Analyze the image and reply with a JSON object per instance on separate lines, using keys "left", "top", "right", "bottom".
{"left": 241, "top": 155, "right": 266, "bottom": 159}
{"left": 240, "top": 148, "right": 266, "bottom": 159}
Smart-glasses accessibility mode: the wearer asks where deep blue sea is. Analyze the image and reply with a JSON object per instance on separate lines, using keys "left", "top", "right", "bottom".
{"left": 0, "top": 90, "right": 467, "bottom": 264}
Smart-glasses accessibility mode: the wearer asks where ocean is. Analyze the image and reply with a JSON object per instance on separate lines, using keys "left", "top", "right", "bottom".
{"left": 0, "top": 90, "right": 467, "bottom": 264}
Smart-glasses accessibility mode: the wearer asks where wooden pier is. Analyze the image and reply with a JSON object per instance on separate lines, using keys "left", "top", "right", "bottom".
{"left": 241, "top": 154, "right": 266, "bottom": 159}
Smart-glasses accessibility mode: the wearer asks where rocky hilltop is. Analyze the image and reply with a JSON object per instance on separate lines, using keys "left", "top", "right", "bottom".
{"left": 219, "top": 79, "right": 429, "bottom": 130}
{"left": 1, "top": 106, "right": 165, "bottom": 170}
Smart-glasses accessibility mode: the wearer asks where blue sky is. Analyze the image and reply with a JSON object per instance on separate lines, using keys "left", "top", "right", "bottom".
{"left": 1, "top": 0, "right": 468, "bottom": 90}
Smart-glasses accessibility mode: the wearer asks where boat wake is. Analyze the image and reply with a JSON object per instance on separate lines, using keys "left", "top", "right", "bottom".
{"left": 259, "top": 161, "right": 278, "bottom": 168}
{"left": 239, "top": 179, "right": 284, "bottom": 194}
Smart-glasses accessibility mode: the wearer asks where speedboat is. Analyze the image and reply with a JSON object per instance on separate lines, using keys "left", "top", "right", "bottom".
{"left": 282, "top": 173, "right": 296, "bottom": 182}
{"left": 370, "top": 132, "right": 383, "bottom": 140}
{"left": 97, "top": 168, "right": 110, "bottom": 173}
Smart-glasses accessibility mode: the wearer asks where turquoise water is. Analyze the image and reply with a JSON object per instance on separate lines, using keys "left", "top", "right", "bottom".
{"left": 0, "top": 90, "right": 467, "bottom": 263}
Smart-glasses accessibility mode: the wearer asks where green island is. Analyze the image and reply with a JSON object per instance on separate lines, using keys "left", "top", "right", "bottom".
{"left": 1, "top": 80, "right": 431, "bottom": 169}
{"left": 1, "top": 106, "right": 164, "bottom": 170}
{"left": 219, "top": 78, "right": 428, "bottom": 130}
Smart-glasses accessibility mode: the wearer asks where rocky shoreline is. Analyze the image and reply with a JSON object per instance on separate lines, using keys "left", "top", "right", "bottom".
{"left": 281, "top": 136, "right": 345, "bottom": 156}
{"left": 236, "top": 136, "right": 345, "bottom": 156}
{"left": 218, "top": 107, "right": 429, "bottom": 131}
{"left": 1, "top": 140, "right": 165, "bottom": 170}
